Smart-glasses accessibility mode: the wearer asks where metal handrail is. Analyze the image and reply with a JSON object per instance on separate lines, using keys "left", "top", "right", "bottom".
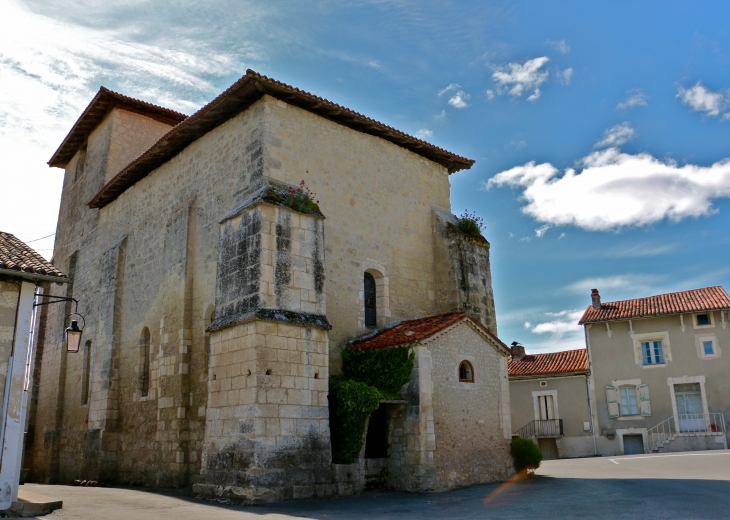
{"left": 514, "top": 419, "right": 563, "bottom": 438}
{"left": 648, "top": 413, "right": 726, "bottom": 452}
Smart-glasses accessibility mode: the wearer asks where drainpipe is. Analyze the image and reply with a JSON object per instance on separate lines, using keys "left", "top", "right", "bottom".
{"left": 584, "top": 325, "right": 598, "bottom": 456}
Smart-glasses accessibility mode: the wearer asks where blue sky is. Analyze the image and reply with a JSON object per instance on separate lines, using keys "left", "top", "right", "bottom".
{"left": 3, "top": 0, "right": 730, "bottom": 352}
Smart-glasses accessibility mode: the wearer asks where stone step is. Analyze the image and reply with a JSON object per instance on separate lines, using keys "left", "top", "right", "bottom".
{"left": 1, "top": 489, "right": 63, "bottom": 518}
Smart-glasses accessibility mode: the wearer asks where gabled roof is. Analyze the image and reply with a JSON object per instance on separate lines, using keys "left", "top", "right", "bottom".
{"left": 48, "top": 87, "right": 188, "bottom": 168}
{"left": 350, "top": 310, "right": 511, "bottom": 356}
{"left": 86, "top": 70, "right": 475, "bottom": 209}
{"left": 578, "top": 286, "right": 730, "bottom": 324}
{"left": 508, "top": 349, "right": 588, "bottom": 378}
{"left": 0, "top": 232, "right": 67, "bottom": 282}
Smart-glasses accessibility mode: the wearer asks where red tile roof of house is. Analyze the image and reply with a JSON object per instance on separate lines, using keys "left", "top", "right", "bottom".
{"left": 349, "top": 310, "right": 510, "bottom": 355}
{"left": 85, "top": 70, "right": 475, "bottom": 209}
{"left": 578, "top": 286, "right": 730, "bottom": 324}
{"left": 508, "top": 349, "right": 588, "bottom": 378}
{"left": 0, "top": 232, "right": 67, "bottom": 282}
{"left": 48, "top": 87, "right": 188, "bottom": 169}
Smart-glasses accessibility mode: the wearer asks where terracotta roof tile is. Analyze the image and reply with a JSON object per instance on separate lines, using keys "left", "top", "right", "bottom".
{"left": 0, "top": 232, "right": 67, "bottom": 281}
{"left": 579, "top": 286, "right": 730, "bottom": 324}
{"left": 350, "top": 310, "right": 510, "bottom": 355}
{"left": 48, "top": 87, "right": 188, "bottom": 168}
{"left": 86, "top": 70, "right": 475, "bottom": 209}
{"left": 508, "top": 349, "right": 588, "bottom": 378}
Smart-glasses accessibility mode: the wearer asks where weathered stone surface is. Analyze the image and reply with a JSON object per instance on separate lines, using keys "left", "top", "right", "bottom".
{"left": 28, "top": 86, "right": 507, "bottom": 501}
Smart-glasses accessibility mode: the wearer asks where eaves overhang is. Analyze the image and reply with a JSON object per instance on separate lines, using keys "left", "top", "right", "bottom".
{"left": 86, "top": 70, "right": 475, "bottom": 210}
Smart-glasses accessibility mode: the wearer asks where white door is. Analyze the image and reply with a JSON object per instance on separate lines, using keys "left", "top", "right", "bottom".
{"left": 675, "top": 383, "right": 705, "bottom": 432}
{"left": 538, "top": 395, "right": 555, "bottom": 420}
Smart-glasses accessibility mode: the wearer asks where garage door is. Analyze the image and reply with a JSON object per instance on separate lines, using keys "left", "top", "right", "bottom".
{"left": 623, "top": 434, "right": 644, "bottom": 455}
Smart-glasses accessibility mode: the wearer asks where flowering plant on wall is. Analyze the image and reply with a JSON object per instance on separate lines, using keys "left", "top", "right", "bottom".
{"left": 456, "top": 209, "right": 485, "bottom": 239}
{"left": 284, "top": 180, "right": 321, "bottom": 214}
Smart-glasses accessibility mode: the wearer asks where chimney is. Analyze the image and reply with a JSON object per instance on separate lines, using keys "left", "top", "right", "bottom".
{"left": 591, "top": 288, "right": 601, "bottom": 310}
{"left": 510, "top": 341, "right": 526, "bottom": 361}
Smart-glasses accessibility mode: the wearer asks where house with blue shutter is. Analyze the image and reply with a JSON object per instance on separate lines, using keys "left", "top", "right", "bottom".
{"left": 580, "top": 286, "right": 730, "bottom": 456}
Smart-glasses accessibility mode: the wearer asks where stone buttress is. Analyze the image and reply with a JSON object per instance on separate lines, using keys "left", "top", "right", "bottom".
{"left": 194, "top": 192, "right": 332, "bottom": 502}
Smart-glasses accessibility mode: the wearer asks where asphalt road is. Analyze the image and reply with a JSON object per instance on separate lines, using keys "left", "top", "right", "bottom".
{"left": 21, "top": 451, "right": 730, "bottom": 519}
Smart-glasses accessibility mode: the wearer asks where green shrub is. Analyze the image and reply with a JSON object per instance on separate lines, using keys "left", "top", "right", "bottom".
{"left": 511, "top": 437, "right": 543, "bottom": 472}
{"left": 341, "top": 346, "right": 415, "bottom": 399}
{"left": 328, "top": 376, "right": 383, "bottom": 464}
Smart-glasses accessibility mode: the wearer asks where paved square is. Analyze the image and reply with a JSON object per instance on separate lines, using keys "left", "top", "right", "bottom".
{"left": 22, "top": 451, "right": 730, "bottom": 519}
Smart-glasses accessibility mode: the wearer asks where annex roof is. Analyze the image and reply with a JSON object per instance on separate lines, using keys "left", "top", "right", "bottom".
{"left": 48, "top": 87, "right": 188, "bottom": 169}
{"left": 508, "top": 349, "right": 588, "bottom": 378}
{"left": 0, "top": 232, "right": 67, "bottom": 282}
{"left": 578, "top": 286, "right": 730, "bottom": 324}
{"left": 349, "top": 310, "right": 511, "bottom": 356}
{"left": 85, "top": 70, "right": 475, "bottom": 209}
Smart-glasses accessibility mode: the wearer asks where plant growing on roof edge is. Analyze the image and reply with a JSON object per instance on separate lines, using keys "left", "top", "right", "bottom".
{"left": 456, "top": 209, "right": 485, "bottom": 239}
{"left": 283, "top": 180, "right": 321, "bottom": 214}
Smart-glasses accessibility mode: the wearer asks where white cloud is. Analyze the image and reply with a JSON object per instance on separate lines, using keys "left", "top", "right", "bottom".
{"left": 528, "top": 310, "right": 584, "bottom": 336}
{"left": 486, "top": 89, "right": 495, "bottom": 100}
{"left": 0, "top": 0, "right": 256, "bottom": 257}
{"left": 676, "top": 82, "right": 727, "bottom": 117}
{"left": 485, "top": 146, "right": 730, "bottom": 231}
{"left": 439, "top": 83, "right": 470, "bottom": 108}
{"left": 415, "top": 128, "right": 433, "bottom": 139}
{"left": 535, "top": 224, "right": 550, "bottom": 238}
{"left": 558, "top": 232, "right": 566, "bottom": 239}
{"left": 565, "top": 274, "right": 659, "bottom": 295}
{"left": 558, "top": 68, "right": 573, "bottom": 86}
{"left": 545, "top": 39, "right": 570, "bottom": 54}
{"left": 492, "top": 56, "right": 549, "bottom": 101}
{"left": 616, "top": 88, "right": 648, "bottom": 110}
{"left": 448, "top": 91, "right": 470, "bottom": 108}
{"left": 594, "top": 122, "right": 635, "bottom": 148}
{"left": 510, "top": 139, "right": 527, "bottom": 149}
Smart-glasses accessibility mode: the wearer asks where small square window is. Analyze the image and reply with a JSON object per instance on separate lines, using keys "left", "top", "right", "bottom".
{"left": 703, "top": 341, "right": 714, "bottom": 355}
{"left": 641, "top": 340, "right": 665, "bottom": 365}
{"left": 696, "top": 313, "right": 711, "bottom": 326}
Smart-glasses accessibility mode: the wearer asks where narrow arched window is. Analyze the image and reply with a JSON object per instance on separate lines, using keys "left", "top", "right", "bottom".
{"left": 140, "top": 327, "right": 151, "bottom": 397}
{"left": 81, "top": 341, "right": 91, "bottom": 405}
{"left": 364, "top": 273, "right": 377, "bottom": 328}
{"left": 459, "top": 361, "right": 474, "bottom": 383}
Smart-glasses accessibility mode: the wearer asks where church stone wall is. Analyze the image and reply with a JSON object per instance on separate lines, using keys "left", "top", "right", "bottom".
{"left": 262, "top": 98, "right": 454, "bottom": 367}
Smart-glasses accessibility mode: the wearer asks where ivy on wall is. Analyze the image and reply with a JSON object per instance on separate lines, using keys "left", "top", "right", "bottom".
{"left": 329, "top": 346, "right": 415, "bottom": 464}
{"left": 341, "top": 346, "right": 415, "bottom": 399}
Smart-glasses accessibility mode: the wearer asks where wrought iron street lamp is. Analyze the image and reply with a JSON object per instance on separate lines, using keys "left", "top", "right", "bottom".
{"left": 34, "top": 295, "right": 86, "bottom": 353}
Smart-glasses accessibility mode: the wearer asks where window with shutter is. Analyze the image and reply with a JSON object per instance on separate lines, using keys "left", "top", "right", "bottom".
{"left": 639, "top": 383, "right": 651, "bottom": 416}
{"left": 606, "top": 385, "right": 619, "bottom": 418}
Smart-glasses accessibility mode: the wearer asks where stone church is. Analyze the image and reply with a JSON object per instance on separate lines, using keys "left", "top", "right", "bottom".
{"left": 25, "top": 70, "right": 513, "bottom": 501}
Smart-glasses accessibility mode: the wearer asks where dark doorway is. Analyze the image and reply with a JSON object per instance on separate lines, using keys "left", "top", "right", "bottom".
{"left": 365, "top": 406, "right": 389, "bottom": 458}
{"left": 623, "top": 434, "right": 645, "bottom": 455}
{"left": 538, "top": 438, "right": 559, "bottom": 460}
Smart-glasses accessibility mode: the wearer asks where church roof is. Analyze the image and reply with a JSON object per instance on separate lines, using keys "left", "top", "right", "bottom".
{"left": 0, "top": 232, "right": 67, "bottom": 282}
{"left": 85, "top": 70, "right": 475, "bottom": 209}
{"left": 508, "top": 349, "right": 588, "bottom": 378}
{"left": 349, "top": 310, "right": 510, "bottom": 355}
{"left": 578, "top": 286, "right": 730, "bottom": 324}
{"left": 48, "top": 87, "right": 188, "bottom": 168}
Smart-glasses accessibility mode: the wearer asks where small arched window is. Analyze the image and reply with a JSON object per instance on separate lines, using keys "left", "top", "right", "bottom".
{"left": 364, "top": 272, "right": 377, "bottom": 328}
{"left": 459, "top": 361, "right": 474, "bottom": 383}
{"left": 140, "top": 327, "right": 151, "bottom": 397}
{"left": 81, "top": 340, "right": 92, "bottom": 405}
